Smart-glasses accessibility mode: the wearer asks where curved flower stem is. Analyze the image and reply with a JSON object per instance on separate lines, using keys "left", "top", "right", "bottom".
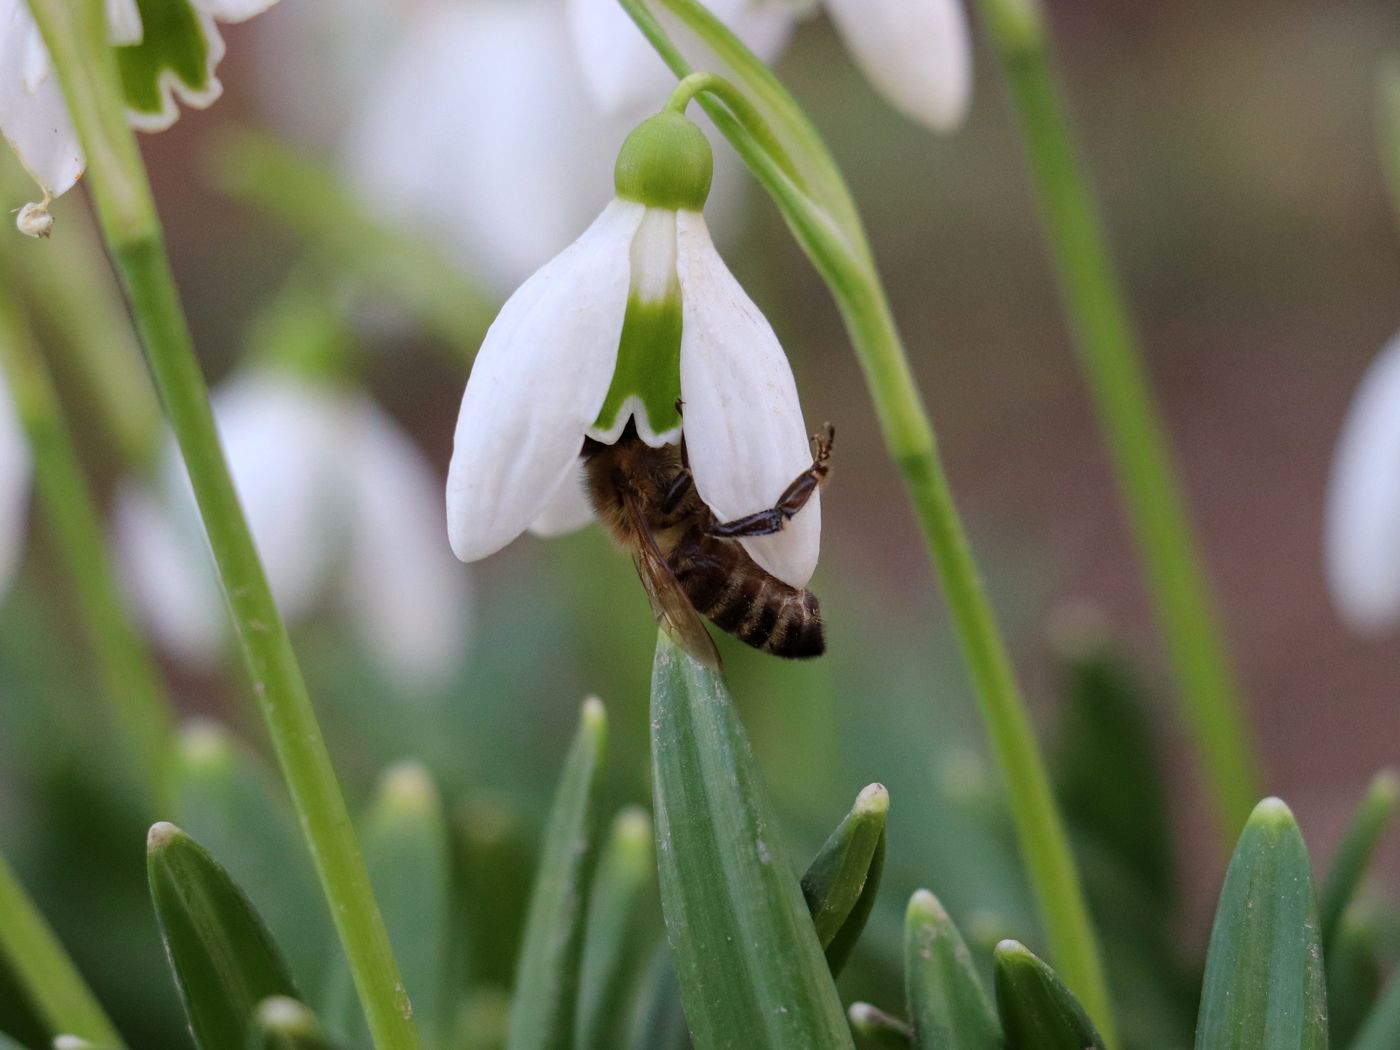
{"left": 976, "top": 0, "right": 1260, "bottom": 839}
{"left": 619, "top": 2, "right": 1115, "bottom": 1038}
{"left": 0, "top": 284, "right": 173, "bottom": 810}
{"left": 22, "top": 2, "right": 421, "bottom": 1047}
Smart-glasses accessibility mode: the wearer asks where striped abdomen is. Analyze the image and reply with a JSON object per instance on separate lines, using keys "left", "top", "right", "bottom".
{"left": 669, "top": 530, "right": 825, "bottom": 659}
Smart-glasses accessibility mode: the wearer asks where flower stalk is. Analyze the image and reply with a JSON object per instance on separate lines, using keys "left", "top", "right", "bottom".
{"left": 21, "top": 1, "right": 420, "bottom": 1047}
{"left": 619, "top": 0, "right": 1115, "bottom": 1038}
{"left": 975, "top": 0, "right": 1261, "bottom": 839}
{"left": 0, "top": 282, "right": 173, "bottom": 809}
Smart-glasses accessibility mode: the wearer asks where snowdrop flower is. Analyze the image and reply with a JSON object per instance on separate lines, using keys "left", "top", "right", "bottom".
{"left": 0, "top": 368, "right": 30, "bottom": 599}
{"left": 1325, "top": 331, "right": 1400, "bottom": 633}
{"left": 115, "top": 368, "right": 471, "bottom": 689}
{"left": 1, "top": 0, "right": 278, "bottom": 234}
{"left": 447, "top": 109, "right": 820, "bottom": 587}
{"left": 567, "top": 0, "right": 973, "bottom": 132}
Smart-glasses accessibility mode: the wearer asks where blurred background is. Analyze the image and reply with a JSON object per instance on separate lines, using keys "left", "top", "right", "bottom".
{"left": 2, "top": 0, "right": 1399, "bottom": 1046}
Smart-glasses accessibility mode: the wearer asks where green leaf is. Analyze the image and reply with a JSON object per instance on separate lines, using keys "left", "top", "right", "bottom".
{"left": 1194, "top": 798, "right": 1327, "bottom": 1050}
{"left": 147, "top": 822, "right": 298, "bottom": 1050}
{"left": 1324, "top": 911, "right": 1381, "bottom": 1049}
{"left": 116, "top": 0, "right": 212, "bottom": 121}
{"left": 801, "top": 783, "right": 888, "bottom": 976}
{"left": 649, "top": 635, "right": 853, "bottom": 1049}
{"left": 577, "top": 807, "right": 659, "bottom": 1050}
{"left": 624, "top": 946, "right": 688, "bottom": 1050}
{"left": 248, "top": 997, "right": 336, "bottom": 1050}
{"left": 1353, "top": 967, "right": 1400, "bottom": 1050}
{"left": 0, "top": 850, "right": 123, "bottom": 1046}
{"left": 449, "top": 987, "right": 510, "bottom": 1050}
{"left": 1318, "top": 769, "right": 1399, "bottom": 953}
{"left": 322, "top": 762, "right": 451, "bottom": 1046}
{"left": 903, "top": 889, "right": 1001, "bottom": 1050}
{"left": 172, "top": 721, "right": 332, "bottom": 996}
{"left": 507, "top": 698, "right": 608, "bottom": 1050}
{"left": 847, "top": 1003, "right": 911, "bottom": 1049}
{"left": 453, "top": 797, "right": 534, "bottom": 990}
{"left": 993, "top": 940, "right": 1106, "bottom": 1050}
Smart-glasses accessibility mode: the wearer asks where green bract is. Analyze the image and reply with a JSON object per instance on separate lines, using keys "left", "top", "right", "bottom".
{"left": 613, "top": 112, "right": 714, "bottom": 212}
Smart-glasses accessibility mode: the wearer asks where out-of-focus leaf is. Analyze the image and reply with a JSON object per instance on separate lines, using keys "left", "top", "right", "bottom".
{"left": 1378, "top": 55, "right": 1400, "bottom": 225}
{"left": 993, "top": 939, "right": 1106, "bottom": 1050}
{"left": 1325, "top": 910, "right": 1381, "bottom": 1049}
{"left": 801, "top": 784, "right": 888, "bottom": 976}
{"left": 1051, "top": 622, "right": 1172, "bottom": 902}
{"left": 1319, "top": 769, "right": 1399, "bottom": 952}
{"left": 321, "top": 762, "right": 450, "bottom": 1047}
{"left": 450, "top": 987, "right": 510, "bottom": 1050}
{"left": 1353, "top": 966, "right": 1400, "bottom": 1050}
{"left": 624, "top": 946, "right": 688, "bottom": 1050}
{"left": 847, "top": 1003, "right": 911, "bottom": 1048}
{"left": 903, "top": 889, "right": 1000, "bottom": 1050}
{"left": 249, "top": 997, "right": 336, "bottom": 1050}
{"left": 577, "top": 808, "right": 658, "bottom": 1050}
{"left": 650, "top": 635, "right": 853, "bottom": 1048}
{"left": 453, "top": 797, "right": 534, "bottom": 993}
{"left": 172, "top": 721, "right": 331, "bottom": 996}
{"left": 147, "top": 822, "right": 298, "bottom": 1050}
{"left": 0, "top": 851, "right": 123, "bottom": 1046}
{"left": 506, "top": 699, "right": 608, "bottom": 1050}
{"left": 1194, "top": 798, "right": 1326, "bottom": 1050}
{"left": 52, "top": 1038, "right": 119, "bottom": 1049}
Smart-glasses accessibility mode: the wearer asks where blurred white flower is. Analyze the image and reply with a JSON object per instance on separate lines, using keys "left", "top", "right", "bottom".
{"left": 1325, "top": 330, "right": 1400, "bottom": 634}
{"left": 115, "top": 368, "right": 471, "bottom": 690}
{"left": 447, "top": 113, "right": 820, "bottom": 589}
{"left": 0, "top": 367, "right": 31, "bottom": 599}
{"left": 566, "top": 0, "right": 973, "bottom": 132}
{"left": 1, "top": 0, "right": 279, "bottom": 233}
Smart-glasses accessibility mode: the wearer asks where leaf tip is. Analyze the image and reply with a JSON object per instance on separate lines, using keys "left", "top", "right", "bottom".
{"left": 1370, "top": 767, "right": 1400, "bottom": 804}
{"left": 176, "top": 717, "right": 234, "bottom": 769}
{"left": 855, "top": 782, "right": 890, "bottom": 819}
{"left": 613, "top": 805, "right": 653, "bottom": 849}
{"left": 147, "top": 820, "right": 183, "bottom": 852}
{"left": 906, "top": 888, "right": 947, "bottom": 925}
{"left": 376, "top": 759, "right": 439, "bottom": 814}
{"left": 581, "top": 695, "right": 607, "bottom": 736}
{"left": 254, "top": 995, "right": 316, "bottom": 1033}
{"left": 992, "top": 938, "right": 1034, "bottom": 965}
{"left": 1249, "top": 796, "right": 1297, "bottom": 830}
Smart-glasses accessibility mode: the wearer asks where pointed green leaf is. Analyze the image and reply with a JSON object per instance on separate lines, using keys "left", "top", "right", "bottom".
{"left": 904, "top": 889, "right": 1001, "bottom": 1050}
{"left": 993, "top": 940, "right": 1106, "bottom": 1050}
{"left": 453, "top": 797, "right": 534, "bottom": 990}
{"left": 847, "top": 1003, "right": 911, "bottom": 1049}
{"left": 1324, "top": 910, "right": 1381, "bottom": 1049}
{"left": 650, "top": 635, "right": 853, "bottom": 1049}
{"left": 577, "top": 807, "right": 659, "bottom": 1050}
{"left": 172, "top": 721, "right": 332, "bottom": 996}
{"left": 248, "top": 997, "right": 336, "bottom": 1050}
{"left": 1319, "top": 769, "right": 1399, "bottom": 952}
{"left": 1194, "top": 798, "right": 1327, "bottom": 1050}
{"left": 802, "top": 783, "right": 888, "bottom": 976}
{"left": 450, "top": 987, "right": 510, "bottom": 1050}
{"left": 321, "top": 761, "right": 451, "bottom": 1046}
{"left": 507, "top": 698, "right": 608, "bottom": 1050}
{"left": 0, "top": 851, "right": 123, "bottom": 1046}
{"left": 624, "top": 946, "right": 688, "bottom": 1050}
{"left": 1353, "top": 967, "right": 1400, "bottom": 1050}
{"left": 147, "top": 822, "right": 298, "bottom": 1050}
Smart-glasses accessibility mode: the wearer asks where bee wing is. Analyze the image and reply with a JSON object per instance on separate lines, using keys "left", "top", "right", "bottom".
{"left": 622, "top": 489, "right": 721, "bottom": 669}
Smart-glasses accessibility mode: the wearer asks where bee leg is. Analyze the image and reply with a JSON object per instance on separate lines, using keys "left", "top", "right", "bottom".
{"left": 661, "top": 468, "right": 694, "bottom": 513}
{"left": 706, "top": 424, "right": 834, "bottom": 538}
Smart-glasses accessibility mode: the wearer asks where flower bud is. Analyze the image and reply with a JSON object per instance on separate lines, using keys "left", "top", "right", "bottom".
{"left": 613, "top": 111, "right": 713, "bottom": 212}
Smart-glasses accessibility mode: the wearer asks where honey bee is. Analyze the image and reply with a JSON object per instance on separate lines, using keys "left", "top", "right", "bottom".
{"left": 582, "top": 419, "right": 833, "bottom": 666}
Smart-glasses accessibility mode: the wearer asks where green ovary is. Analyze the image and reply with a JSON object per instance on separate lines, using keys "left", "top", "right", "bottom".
{"left": 593, "top": 296, "right": 683, "bottom": 440}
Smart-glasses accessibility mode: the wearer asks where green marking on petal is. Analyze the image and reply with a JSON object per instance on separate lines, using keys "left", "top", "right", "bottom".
{"left": 593, "top": 296, "right": 683, "bottom": 441}
{"left": 118, "top": 0, "right": 212, "bottom": 121}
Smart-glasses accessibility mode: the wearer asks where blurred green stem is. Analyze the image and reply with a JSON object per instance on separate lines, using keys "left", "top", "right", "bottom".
{"left": 621, "top": 0, "right": 1115, "bottom": 1037}
{"left": 1378, "top": 57, "right": 1400, "bottom": 226}
{"left": 24, "top": 2, "right": 420, "bottom": 1048}
{"left": 0, "top": 850, "right": 125, "bottom": 1046}
{"left": 0, "top": 284, "right": 172, "bottom": 808}
{"left": 977, "top": 0, "right": 1260, "bottom": 838}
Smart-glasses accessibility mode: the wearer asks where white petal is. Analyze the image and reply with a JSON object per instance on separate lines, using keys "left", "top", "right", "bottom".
{"left": 0, "top": 0, "right": 84, "bottom": 197}
{"left": 567, "top": 0, "right": 796, "bottom": 118}
{"left": 675, "top": 210, "right": 819, "bottom": 588}
{"left": 446, "top": 199, "right": 643, "bottom": 562}
{"left": 0, "top": 368, "right": 30, "bottom": 598}
{"left": 343, "top": 1, "right": 631, "bottom": 294}
{"left": 1326, "top": 331, "right": 1400, "bottom": 633}
{"left": 824, "top": 0, "right": 972, "bottom": 132}
{"left": 123, "top": 10, "right": 225, "bottom": 133}
{"left": 105, "top": 0, "right": 143, "bottom": 45}
{"left": 194, "top": 0, "right": 279, "bottom": 24}
{"left": 529, "top": 461, "right": 596, "bottom": 538}
{"left": 343, "top": 397, "right": 471, "bottom": 690}
{"left": 112, "top": 481, "right": 226, "bottom": 662}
